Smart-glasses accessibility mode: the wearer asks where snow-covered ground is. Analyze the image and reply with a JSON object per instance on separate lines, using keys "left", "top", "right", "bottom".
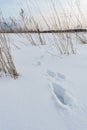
{"left": 0, "top": 34, "right": 87, "bottom": 130}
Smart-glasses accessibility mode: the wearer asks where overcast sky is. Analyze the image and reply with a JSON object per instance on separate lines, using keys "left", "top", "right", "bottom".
{"left": 0, "top": 0, "right": 87, "bottom": 18}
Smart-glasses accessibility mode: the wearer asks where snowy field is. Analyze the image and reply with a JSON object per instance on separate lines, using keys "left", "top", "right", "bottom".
{"left": 0, "top": 33, "right": 87, "bottom": 130}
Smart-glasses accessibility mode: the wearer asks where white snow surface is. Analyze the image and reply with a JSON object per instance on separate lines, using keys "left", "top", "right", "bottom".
{"left": 0, "top": 34, "right": 87, "bottom": 130}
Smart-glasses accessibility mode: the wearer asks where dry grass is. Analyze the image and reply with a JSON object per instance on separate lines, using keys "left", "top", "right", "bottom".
{"left": 0, "top": 33, "right": 18, "bottom": 78}
{"left": 0, "top": 0, "right": 87, "bottom": 79}
{"left": 0, "top": 0, "right": 87, "bottom": 55}
{"left": 19, "top": 9, "right": 45, "bottom": 46}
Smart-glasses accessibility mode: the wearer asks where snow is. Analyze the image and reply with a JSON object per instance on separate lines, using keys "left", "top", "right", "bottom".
{"left": 0, "top": 34, "right": 87, "bottom": 130}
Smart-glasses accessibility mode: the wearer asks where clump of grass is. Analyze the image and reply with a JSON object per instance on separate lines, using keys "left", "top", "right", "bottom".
{"left": 1, "top": 0, "right": 86, "bottom": 55}
{"left": 19, "top": 8, "right": 45, "bottom": 46}
{"left": 0, "top": 33, "right": 18, "bottom": 78}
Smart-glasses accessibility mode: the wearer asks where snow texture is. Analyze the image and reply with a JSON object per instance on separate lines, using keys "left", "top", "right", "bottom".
{"left": 0, "top": 34, "right": 87, "bottom": 130}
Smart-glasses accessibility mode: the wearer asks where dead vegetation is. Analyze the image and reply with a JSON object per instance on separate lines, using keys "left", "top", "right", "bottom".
{"left": 0, "top": 0, "right": 87, "bottom": 78}
{"left": 0, "top": 33, "right": 18, "bottom": 78}
{"left": 10, "top": 0, "right": 86, "bottom": 54}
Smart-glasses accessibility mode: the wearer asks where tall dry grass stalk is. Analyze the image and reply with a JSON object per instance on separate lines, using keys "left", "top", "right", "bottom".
{"left": 0, "top": 34, "right": 18, "bottom": 78}
{"left": 19, "top": 8, "right": 45, "bottom": 46}
{"left": 0, "top": 0, "right": 86, "bottom": 55}
{"left": 9, "top": 0, "right": 87, "bottom": 54}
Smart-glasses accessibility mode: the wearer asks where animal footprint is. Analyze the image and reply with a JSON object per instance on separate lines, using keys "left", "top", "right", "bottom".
{"left": 47, "top": 70, "right": 66, "bottom": 81}
{"left": 47, "top": 70, "right": 56, "bottom": 78}
{"left": 57, "top": 72, "right": 66, "bottom": 80}
{"left": 51, "top": 83, "right": 77, "bottom": 109}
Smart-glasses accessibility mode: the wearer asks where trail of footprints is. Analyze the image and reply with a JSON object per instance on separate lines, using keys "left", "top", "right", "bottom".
{"left": 47, "top": 70, "right": 77, "bottom": 110}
